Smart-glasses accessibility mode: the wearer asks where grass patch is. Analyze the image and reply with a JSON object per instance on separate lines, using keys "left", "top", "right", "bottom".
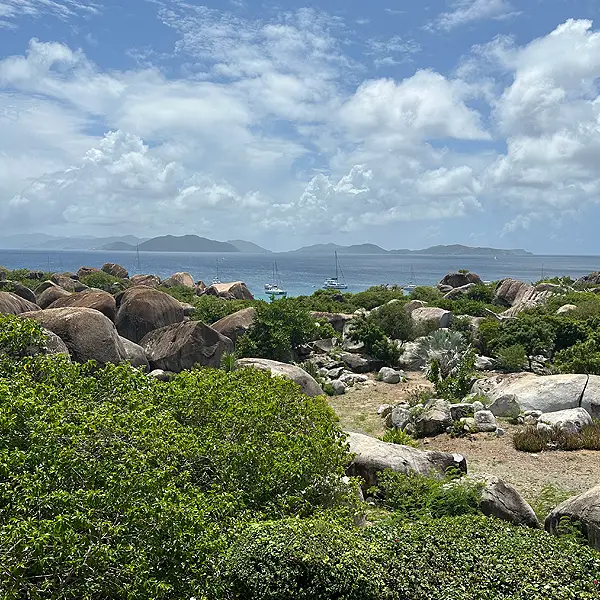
{"left": 513, "top": 421, "right": 600, "bottom": 452}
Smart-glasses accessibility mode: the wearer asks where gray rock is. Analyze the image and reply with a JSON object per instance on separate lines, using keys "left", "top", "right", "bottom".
{"left": 444, "top": 283, "right": 476, "bottom": 300}
{"left": 538, "top": 408, "right": 592, "bottom": 435}
{"left": 403, "top": 300, "right": 427, "bottom": 314}
{"left": 48, "top": 290, "right": 117, "bottom": 322}
{"left": 411, "top": 307, "right": 453, "bottom": 330}
{"left": 0, "top": 291, "right": 40, "bottom": 315}
{"left": 524, "top": 415, "right": 539, "bottom": 426}
{"left": 130, "top": 274, "right": 161, "bottom": 288}
{"left": 102, "top": 263, "right": 129, "bottom": 279}
{"left": 474, "top": 410, "right": 498, "bottom": 432}
{"left": 141, "top": 321, "right": 233, "bottom": 373}
{"left": 36, "top": 283, "right": 72, "bottom": 309}
{"left": 414, "top": 399, "right": 452, "bottom": 437}
{"left": 312, "top": 338, "right": 338, "bottom": 353}
{"left": 556, "top": 304, "right": 577, "bottom": 315}
{"left": 236, "top": 358, "right": 324, "bottom": 397}
{"left": 162, "top": 272, "right": 195, "bottom": 288}
{"left": 327, "top": 366, "right": 345, "bottom": 380}
{"left": 50, "top": 273, "right": 89, "bottom": 293}
{"left": 339, "top": 372, "right": 369, "bottom": 386}
{"left": 149, "top": 369, "right": 172, "bottom": 381}
{"left": 472, "top": 474, "right": 540, "bottom": 528}
{"left": 346, "top": 431, "right": 467, "bottom": 488}
{"left": 116, "top": 286, "right": 185, "bottom": 343}
{"left": 475, "top": 355, "right": 495, "bottom": 371}
{"left": 21, "top": 307, "right": 126, "bottom": 366}
{"left": 472, "top": 400, "right": 485, "bottom": 412}
{"left": 0, "top": 281, "right": 36, "bottom": 304}
{"left": 495, "top": 278, "right": 556, "bottom": 317}
{"left": 212, "top": 307, "right": 256, "bottom": 345}
{"left": 450, "top": 403, "right": 475, "bottom": 421}
{"left": 340, "top": 352, "right": 370, "bottom": 374}
{"left": 545, "top": 485, "right": 600, "bottom": 550}
{"left": 41, "top": 328, "right": 70, "bottom": 358}
{"left": 391, "top": 406, "right": 412, "bottom": 430}
{"left": 439, "top": 272, "right": 482, "bottom": 289}
{"left": 331, "top": 379, "right": 347, "bottom": 395}
{"left": 377, "top": 404, "right": 393, "bottom": 417}
{"left": 120, "top": 337, "right": 149, "bottom": 371}
{"left": 496, "top": 427, "right": 506, "bottom": 437}
{"left": 489, "top": 393, "right": 521, "bottom": 419}
{"left": 379, "top": 367, "right": 402, "bottom": 384}
{"left": 205, "top": 281, "right": 254, "bottom": 300}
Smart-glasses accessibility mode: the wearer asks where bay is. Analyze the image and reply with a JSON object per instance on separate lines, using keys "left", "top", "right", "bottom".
{"left": 1, "top": 249, "right": 599, "bottom": 300}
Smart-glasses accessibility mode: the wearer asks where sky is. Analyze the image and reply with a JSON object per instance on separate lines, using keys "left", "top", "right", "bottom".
{"left": 2, "top": 1, "right": 600, "bottom": 253}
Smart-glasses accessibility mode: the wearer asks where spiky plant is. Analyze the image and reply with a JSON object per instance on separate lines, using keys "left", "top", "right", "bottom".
{"left": 416, "top": 329, "right": 468, "bottom": 380}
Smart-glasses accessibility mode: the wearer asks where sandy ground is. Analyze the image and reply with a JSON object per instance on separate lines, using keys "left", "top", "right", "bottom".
{"left": 328, "top": 372, "right": 600, "bottom": 507}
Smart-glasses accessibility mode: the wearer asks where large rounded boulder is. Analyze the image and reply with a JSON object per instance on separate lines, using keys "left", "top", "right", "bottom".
{"left": 236, "top": 358, "right": 324, "bottom": 397}
{"left": 119, "top": 337, "right": 149, "bottom": 371}
{"left": 0, "top": 281, "right": 36, "bottom": 304}
{"left": 130, "top": 274, "right": 161, "bottom": 288}
{"left": 162, "top": 272, "right": 195, "bottom": 288}
{"left": 0, "top": 291, "right": 40, "bottom": 315}
{"left": 102, "top": 263, "right": 129, "bottom": 279}
{"left": 212, "top": 307, "right": 256, "bottom": 344}
{"left": 48, "top": 290, "right": 117, "bottom": 322}
{"left": 115, "top": 286, "right": 184, "bottom": 343}
{"left": 50, "top": 273, "right": 89, "bottom": 292}
{"left": 140, "top": 321, "right": 233, "bottom": 372}
{"left": 21, "top": 307, "right": 126, "bottom": 366}
{"left": 438, "top": 272, "right": 482, "bottom": 289}
{"left": 205, "top": 281, "right": 254, "bottom": 300}
{"left": 36, "top": 282, "right": 72, "bottom": 309}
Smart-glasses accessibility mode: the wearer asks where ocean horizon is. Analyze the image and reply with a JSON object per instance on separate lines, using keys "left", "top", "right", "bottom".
{"left": 1, "top": 249, "right": 598, "bottom": 300}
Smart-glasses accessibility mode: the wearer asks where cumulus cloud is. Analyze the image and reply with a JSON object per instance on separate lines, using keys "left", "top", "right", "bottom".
{"left": 432, "top": 0, "right": 520, "bottom": 31}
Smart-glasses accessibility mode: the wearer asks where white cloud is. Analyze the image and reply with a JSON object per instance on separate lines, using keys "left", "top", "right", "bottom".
{"left": 367, "top": 36, "right": 421, "bottom": 68}
{"left": 432, "top": 0, "right": 519, "bottom": 31}
{"left": 0, "top": 0, "right": 98, "bottom": 28}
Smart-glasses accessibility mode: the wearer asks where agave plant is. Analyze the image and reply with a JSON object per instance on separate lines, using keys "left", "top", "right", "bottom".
{"left": 416, "top": 329, "right": 468, "bottom": 380}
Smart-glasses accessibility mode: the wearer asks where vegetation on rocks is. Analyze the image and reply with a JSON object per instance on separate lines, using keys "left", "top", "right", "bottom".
{"left": 513, "top": 421, "right": 600, "bottom": 453}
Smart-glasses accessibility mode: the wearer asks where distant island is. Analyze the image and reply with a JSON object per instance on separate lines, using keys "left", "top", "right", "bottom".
{"left": 0, "top": 233, "right": 532, "bottom": 256}
{"left": 293, "top": 243, "right": 532, "bottom": 257}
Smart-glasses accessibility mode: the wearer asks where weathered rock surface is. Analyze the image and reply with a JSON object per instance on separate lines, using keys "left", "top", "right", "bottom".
{"left": 379, "top": 367, "right": 402, "bottom": 384}
{"left": 403, "top": 300, "right": 427, "bottom": 314}
{"left": 414, "top": 399, "right": 452, "bottom": 437}
{"left": 556, "top": 304, "right": 578, "bottom": 315}
{"left": 391, "top": 406, "right": 411, "bottom": 430}
{"left": 495, "top": 278, "right": 556, "bottom": 316}
{"left": 474, "top": 410, "right": 498, "bottom": 432}
{"left": 475, "top": 355, "right": 495, "bottom": 371}
{"left": 48, "top": 290, "right": 117, "bottom": 322}
{"left": 117, "top": 337, "right": 148, "bottom": 370}
{"left": 444, "top": 283, "right": 476, "bottom": 300}
{"left": 36, "top": 283, "right": 72, "bottom": 309}
{"left": 0, "top": 281, "right": 36, "bottom": 304}
{"left": 346, "top": 431, "right": 467, "bottom": 488}
{"left": 211, "top": 307, "right": 256, "bottom": 344}
{"left": 236, "top": 358, "right": 324, "bottom": 397}
{"left": 545, "top": 485, "right": 600, "bottom": 550}
{"left": 130, "top": 274, "right": 161, "bottom": 288}
{"left": 21, "top": 307, "right": 126, "bottom": 366}
{"left": 340, "top": 352, "right": 370, "bottom": 374}
{"left": 450, "top": 403, "right": 475, "bottom": 421}
{"left": 311, "top": 312, "right": 354, "bottom": 333}
{"left": 116, "top": 286, "right": 185, "bottom": 343}
{"left": 77, "top": 266, "right": 99, "bottom": 279}
{"left": 488, "top": 393, "right": 521, "bottom": 418}
{"left": 411, "top": 307, "right": 452, "bottom": 330}
{"left": 50, "top": 273, "right": 89, "bottom": 292}
{"left": 397, "top": 339, "right": 428, "bottom": 371}
{"left": 102, "top": 263, "right": 129, "bottom": 279}
{"left": 473, "top": 475, "right": 540, "bottom": 528}
{"left": 162, "top": 272, "right": 195, "bottom": 288}
{"left": 205, "top": 281, "right": 254, "bottom": 300}
{"left": 439, "top": 272, "right": 482, "bottom": 289}
{"left": 0, "top": 292, "right": 40, "bottom": 315}
{"left": 140, "top": 321, "right": 233, "bottom": 372}
{"left": 331, "top": 380, "right": 347, "bottom": 395}
{"left": 473, "top": 373, "right": 600, "bottom": 417}
{"left": 538, "top": 408, "right": 592, "bottom": 435}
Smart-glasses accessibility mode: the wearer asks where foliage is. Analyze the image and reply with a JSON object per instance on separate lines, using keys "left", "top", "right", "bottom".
{"left": 347, "top": 315, "right": 400, "bottom": 367}
{"left": 449, "top": 315, "right": 475, "bottom": 345}
{"left": 369, "top": 301, "right": 413, "bottom": 341}
{"left": 464, "top": 282, "right": 495, "bottom": 303}
{"left": 0, "top": 314, "right": 47, "bottom": 358}
{"left": 513, "top": 421, "right": 600, "bottom": 452}
{"left": 351, "top": 285, "right": 406, "bottom": 310}
{"left": 376, "top": 470, "right": 483, "bottom": 520}
{"left": 380, "top": 429, "right": 419, "bottom": 447}
{"left": 161, "top": 289, "right": 253, "bottom": 324}
{"left": 553, "top": 334, "right": 600, "bottom": 375}
{"left": 4, "top": 268, "right": 54, "bottom": 291}
{"left": 530, "top": 485, "right": 575, "bottom": 523}
{"left": 80, "top": 270, "right": 125, "bottom": 291}
{"left": 223, "top": 518, "right": 387, "bottom": 600}
{"left": 417, "top": 329, "right": 469, "bottom": 379}
{"left": 496, "top": 344, "right": 527, "bottom": 372}
{"left": 405, "top": 385, "right": 435, "bottom": 407}
{"left": 237, "top": 299, "right": 336, "bottom": 362}
{"left": 409, "top": 286, "right": 446, "bottom": 305}
{"left": 427, "top": 349, "right": 477, "bottom": 402}
{"left": 0, "top": 356, "right": 350, "bottom": 598}
{"left": 220, "top": 352, "right": 237, "bottom": 372}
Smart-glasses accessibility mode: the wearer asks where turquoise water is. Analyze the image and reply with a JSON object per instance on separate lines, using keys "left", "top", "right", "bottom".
{"left": 0, "top": 249, "right": 599, "bottom": 299}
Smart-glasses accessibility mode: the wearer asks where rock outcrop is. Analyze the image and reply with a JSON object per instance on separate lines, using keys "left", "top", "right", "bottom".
{"left": 50, "top": 273, "right": 88, "bottom": 292}
{"left": 494, "top": 278, "right": 557, "bottom": 316}
{"left": 414, "top": 399, "right": 453, "bottom": 437}
{"left": 140, "top": 321, "right": 233, "bottom": 372}
{"left": 236, "top": 358, "right": 324, "bottom": 397}
{"left": 119, "top": 337, "right": 149, "bottom": 370}
{"left": 115, "top": 286, "right": 184, "bottom": 343}
{"left": 0, "top": 281, "right": 36, "bottom": 304}
{"left": 102, "top": 263, "right": 129, "bottom": 279}
{"left": 130, "top": 274, "right": 161, "bottom": 288}
{"left": 439, "top": 272, "right": 482, "bottom": 289}
{"left": 346, "top": 431, "right": 466, "bottom": 488}
{"left": 538, "top": 408, "right": 592, "bottom": 435}
{"left": 545, "top": 485, "right": 600, "bottom": 550}
{"left": 310, "top": 312, "right": 354, "bottom": 333}
{"left": 162, "top": 272, "right": 195, "bottom": 288}
{"left": 21, "top": 307, "right": 126, "bottom": 366}
{"left": 48, "top": 290, "right": 117, "bottom": 322}
{"left": 205, "top": 281, "right": 254, "bottom": 300}
{"left": 0, "top": 292, "right": 40, "bottom": 315}
{"left": 411, "top": 307, "right": 452, "bottom": 330}
{"left": 212, "top": 307, "right": 256, "bottom": 344}
{"left": 77, "top": 266, "right": 99, "bottom": 279}
{"left": 472, "top": 373, "right": 600, "bottom": 417}
{"left": 36, "top": 283, "right": 72, "bottom": 309}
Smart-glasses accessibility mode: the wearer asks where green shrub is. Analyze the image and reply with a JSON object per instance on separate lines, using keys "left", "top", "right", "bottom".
{"left": 0, "top": 314, "right": 47, "bottom": 358}
{"left": 465, "top": 282, "right": 495, "bottom": 303}
{"left": 380, "top": 429, "right": 419, "bottom": 447}
{"left": 513, "top": 421, "right": 600, "bottom": 453}
{"left": 80, "top": 270, "right": 124, "bottom": 291}
{"left": 530, "top": 485, "right": 575, "bottom": 523}
{"left": 553, "top": 335, "right": 600, "bottom": 375}
{"left": 376, "top": 470, "right": 483, "bottom": 520}
{"left": 513, "top": 426, "right": 550, "bottom": 452}
{"left": 369, "top": 301, "right": 412, "bottom": 341}
{"left": 496, "top": 344, "right": 527, "bottom": 372}
{"left": 348, "top": 315, "right": 400, "bottom": 366}
{"left": 409, "top": 286, "right": 446, "bottom": 304}
{"left": 220, "top": 352, "right": 237, "bottom": 372}
{"left": 237, "top": 299, "right": 336, "bottom": 362}
{"left": 449, "top": 315, "right": 475, "bottom": 344}
{"left": 223, "top": 518, "right": 387, "bottom": 600}
{"left": 0, "top": 358, "right": 350, "bottom": 598}
{"left": 351, "top": 285, "right": 406, "bottom": 310}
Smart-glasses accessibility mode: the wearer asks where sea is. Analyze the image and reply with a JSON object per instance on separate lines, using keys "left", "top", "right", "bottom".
{"left": 1, "top": 249, "right": 599, "bottom": 300}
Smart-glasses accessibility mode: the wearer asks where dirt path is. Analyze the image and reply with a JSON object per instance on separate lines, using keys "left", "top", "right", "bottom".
{"left": 328, "top": 372, "right": 600, "bottom": 506}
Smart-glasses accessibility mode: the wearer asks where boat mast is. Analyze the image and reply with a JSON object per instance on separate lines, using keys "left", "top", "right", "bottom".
{"left": 335, "top": 251, "right": 339, "bottom": 280}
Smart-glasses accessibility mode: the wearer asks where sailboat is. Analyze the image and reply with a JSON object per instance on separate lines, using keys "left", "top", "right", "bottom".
{"left": 323, "top": 251, "right": 348, "bottom": 290}
{"left": 264, "top": 261, "right": 287, "bottom": 297}
{"left": 403, "top": 265, "right": 417, "bottom": 293}
{"left": 212, "top": 258, "right": 222, "bottom": 285}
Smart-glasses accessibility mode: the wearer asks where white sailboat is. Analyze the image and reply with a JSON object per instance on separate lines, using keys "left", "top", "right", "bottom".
{"left": 403, "top": 265, "right": 417, "bottom": 293}
{"left": 323, "top": 251, "right": 348, "bottom": 290}
{"left": 212, "top": 258, "right": 222, "bottom": 285}
{"left": 264, "top": 261, "right": 287, "bottom": 297}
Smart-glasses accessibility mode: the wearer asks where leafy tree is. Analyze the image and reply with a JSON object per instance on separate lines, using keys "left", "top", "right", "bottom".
{"left": 369, "top": 301, "right": 413, "bottom": 340}
{"left": 348, "top": 315, "right": 401, "bottom": 366}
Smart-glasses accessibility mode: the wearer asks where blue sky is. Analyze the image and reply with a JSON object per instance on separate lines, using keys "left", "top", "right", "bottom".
{"left": 2, "top": 1, "right": 600, "bottom": 253}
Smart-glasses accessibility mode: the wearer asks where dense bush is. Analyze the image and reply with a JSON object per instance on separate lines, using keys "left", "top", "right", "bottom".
{"left": 553, "top": 333, "right": 600, "bottom": 375}
{"left": 496, "top": 344, "right": 527, "bottom": 371}
{"left": 161, "top": 288, "right": 253, "bottom": 323}
{"left": 0, "top": 313, "right": 47, "bottom": 358}
{"left": 0, "top": 356, "right": 350, "bottom": 598}
{"left": 347, "top": 315, "right": 400, "bottom": 366}
{"left": 351, "top": 285, "right": 406, "bottom": 310}
{"left": 236, "top": 299, "right": 336, "bottom": 362}
{"left": 80, "top": 270, "right": 125, "bottom": 291}
{"left": 369, "top": 301, "right": 413, "bottom": 341}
